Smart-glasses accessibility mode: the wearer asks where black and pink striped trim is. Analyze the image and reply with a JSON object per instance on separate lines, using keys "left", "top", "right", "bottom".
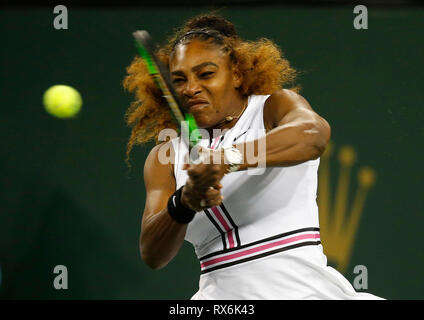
{"left": 210, "top": 135, "right": 224, "bottom": 150}
{"left": 203, "top": 204, "right": 241, "bottom": 250}
{"left": 203, "top": 134, "right": 240, "bottom": 250}
{"left": 199, "top": 227, "right": 321, "bottom": 274}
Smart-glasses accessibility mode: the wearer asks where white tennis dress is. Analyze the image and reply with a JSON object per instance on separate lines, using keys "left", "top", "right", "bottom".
{"left": 170, "top": 94, "right": 382, "bottom": 300}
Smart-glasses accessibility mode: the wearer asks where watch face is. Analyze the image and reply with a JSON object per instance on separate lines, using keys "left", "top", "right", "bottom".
{"left": 225, "top": 148, "right": 243, "bottom": 165}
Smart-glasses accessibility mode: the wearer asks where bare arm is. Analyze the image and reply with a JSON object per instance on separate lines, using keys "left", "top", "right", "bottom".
{"left": 140, "top": 142, "right": 187, "bottom": 270}
{"left": 236, "top": 89, "right": 331, "bottom": 170}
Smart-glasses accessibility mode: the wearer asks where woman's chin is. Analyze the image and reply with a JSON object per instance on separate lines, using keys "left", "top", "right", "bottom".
{"left": 192, "top": 116, "right": 212, "bottom": 130}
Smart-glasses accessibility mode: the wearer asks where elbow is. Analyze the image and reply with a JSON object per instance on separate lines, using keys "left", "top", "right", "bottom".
{"left": 305, "top": 119, "right": 331, "bottom": 160}
{"left": 139, "top": 241, "right": 168, "bottom": 270}
{"left": 317, "top": 118, "right": 331, "bottom": 157}
{"left": 140, "top": 248, "right": 164, "bottom": 270}
{"left": 142, "top": 256, "right": 164, "bottom": 270}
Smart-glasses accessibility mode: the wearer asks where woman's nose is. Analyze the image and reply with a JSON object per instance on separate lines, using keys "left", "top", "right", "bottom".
{"left": 183, "top": 78, "right": 201, "bottom": 97}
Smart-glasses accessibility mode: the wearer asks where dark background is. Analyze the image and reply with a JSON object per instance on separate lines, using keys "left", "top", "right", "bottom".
{"left": 1, "top": 1, "right": 423, "bottom": 299}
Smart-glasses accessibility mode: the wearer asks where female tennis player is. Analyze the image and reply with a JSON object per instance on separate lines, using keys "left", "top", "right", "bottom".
{"left": 124, "top": 13, "right": 382, "bottom": 299}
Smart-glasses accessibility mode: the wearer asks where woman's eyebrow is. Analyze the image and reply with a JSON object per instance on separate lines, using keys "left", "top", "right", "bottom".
{"left": 192, "top": 62, "right": 218, "bottom": 72}
{"left": 171, "top": 62, "right": 218, "bottom": 76}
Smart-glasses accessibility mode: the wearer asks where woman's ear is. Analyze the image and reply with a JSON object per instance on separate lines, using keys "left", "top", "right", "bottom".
{"left": 232, "top": 66, "right": 243, "bottom": 89}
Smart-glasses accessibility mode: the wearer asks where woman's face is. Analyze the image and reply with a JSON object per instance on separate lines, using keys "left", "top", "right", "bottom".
{"left": 169, "top": 39, "right": 242, "bottom": 129}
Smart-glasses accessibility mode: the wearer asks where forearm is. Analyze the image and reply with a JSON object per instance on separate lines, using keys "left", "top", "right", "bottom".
{"left": 236, "top": 121, "right": 328, "bottom": 170}
{"left": 140, "top": 208, "right": 188, "bottom": 270}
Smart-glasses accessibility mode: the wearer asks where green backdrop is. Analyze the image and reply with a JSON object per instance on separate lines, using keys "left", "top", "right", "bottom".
{"left": 1, "top": 6, "right": 423, "bottom": 299}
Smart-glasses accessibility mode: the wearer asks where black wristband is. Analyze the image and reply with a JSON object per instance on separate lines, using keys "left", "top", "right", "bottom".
{"left": 167, "top": 186, "right": 196, "bottom": 224}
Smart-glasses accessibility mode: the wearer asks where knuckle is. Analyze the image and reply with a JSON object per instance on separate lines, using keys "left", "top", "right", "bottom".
{"left": 206, "top": 189, "right": 217, "bottom": 196}
{"left": 206, "top": 193, "right": 218, "bottom": 201}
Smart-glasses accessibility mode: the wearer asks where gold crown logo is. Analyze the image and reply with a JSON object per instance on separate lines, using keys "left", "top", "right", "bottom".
{"left": 318, "top": 141, "right": 376, "bottom": 274}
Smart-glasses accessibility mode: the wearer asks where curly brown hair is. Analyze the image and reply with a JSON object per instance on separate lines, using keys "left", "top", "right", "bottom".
{"left": 123, "top": 13, "right": 300, "bottom": 167}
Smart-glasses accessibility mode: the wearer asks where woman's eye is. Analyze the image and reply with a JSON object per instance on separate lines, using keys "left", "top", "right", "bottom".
{"left": 201, "top": 72, "right": 214, "bottom": 77}
{"left": 173, "top": 78, "right": 184, "bottom": 84}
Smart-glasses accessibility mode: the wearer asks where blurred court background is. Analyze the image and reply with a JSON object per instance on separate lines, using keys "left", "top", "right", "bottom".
{"left": 1, "top": 0, "right": 423, "bottom": 299}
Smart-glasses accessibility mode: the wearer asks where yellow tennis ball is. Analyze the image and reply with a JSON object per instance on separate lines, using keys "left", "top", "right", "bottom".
{"left": 43, "top": 85, "right": 82, "bottom": 119}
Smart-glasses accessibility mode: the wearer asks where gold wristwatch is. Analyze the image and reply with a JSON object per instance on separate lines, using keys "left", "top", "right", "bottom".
{"left": 223, "top": 146, "right": 243, "bottom": 173}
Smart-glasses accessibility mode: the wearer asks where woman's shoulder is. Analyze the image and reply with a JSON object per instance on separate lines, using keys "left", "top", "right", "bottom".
{"left": 144, "top": 140, "right": 175, "bottom": 184}
{"left": 147, "top": 133, "right": 180, "bottom": 156}
{"left": 262, "top": 89, "right": 307, "bottom": 130}
{"left": 264, "top": 89, "right": 303, "bottom": 105}
{"left": 251, "top": 89, "right": 303, "bottom": 111}
{"left": 145, "top": 140, "right": 175, "bottom": 169}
